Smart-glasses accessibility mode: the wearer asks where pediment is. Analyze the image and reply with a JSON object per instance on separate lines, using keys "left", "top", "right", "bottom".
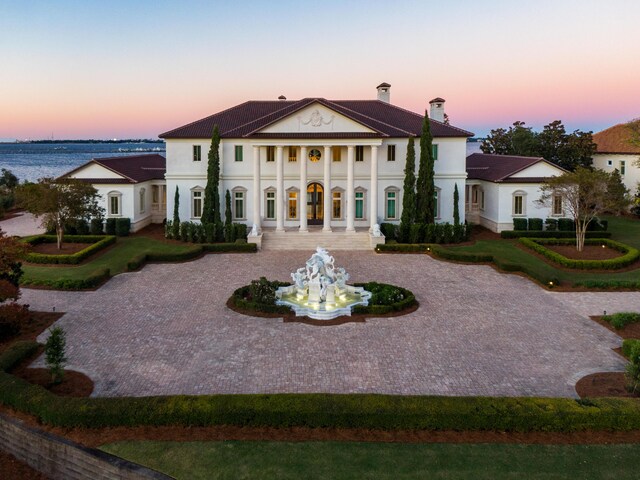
{"left": 258, "top": 102, "right": 376, "bottom": 134}
{"left": 67, "top": 162, "right": 125, "bottom": 180}
{"left": 510, "top": 162, "right": 565, "bottom": 178}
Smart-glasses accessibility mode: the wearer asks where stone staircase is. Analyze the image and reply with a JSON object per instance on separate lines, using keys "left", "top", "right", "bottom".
{"left": 261, "top": 229, "right": 375, "bottom": 250}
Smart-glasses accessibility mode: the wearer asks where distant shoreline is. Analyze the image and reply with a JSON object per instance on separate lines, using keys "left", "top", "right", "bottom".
{"left": 0, "top": 139, "right": 164, "bottom": 144}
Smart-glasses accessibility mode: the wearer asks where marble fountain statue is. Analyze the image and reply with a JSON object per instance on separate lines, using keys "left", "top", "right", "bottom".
{"left": 275, "top": 247, "right": 372, "bottom": 320}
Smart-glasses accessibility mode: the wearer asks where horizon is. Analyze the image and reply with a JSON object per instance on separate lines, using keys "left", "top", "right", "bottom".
{"left": 1, "top": 0, "right": 639, "bottom": 139}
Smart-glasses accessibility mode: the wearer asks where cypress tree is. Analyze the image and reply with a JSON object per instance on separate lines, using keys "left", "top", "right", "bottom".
{"left": 399, "top": 137, "right": 416, "bottom": 243}
{"left": 453, "top": 183, "right": 460, "bottom": 226}
{"left": 172, "top": 185, "right": 180, "bottom": 239}
{"left": 416, "top": 111, "right": 436, "bottom": 223}
{"left": 201, "top": 125, "right": 222, "bottom": 227}
{"left": 224, "top": 189, "right": 233, "bottom": 242}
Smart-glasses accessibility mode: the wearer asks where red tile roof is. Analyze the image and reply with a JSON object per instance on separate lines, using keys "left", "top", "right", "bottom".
{"left": 593, "top": 121, "right": 640, "bottom": 154}
{"left": 61, "top": 154, "right": 165, "bottom": 184}
{"left": 466, "top": 153, "right": 565, "bottom": 183}
{"left": 159, "top": 99, "right": 473, "bottom": 139}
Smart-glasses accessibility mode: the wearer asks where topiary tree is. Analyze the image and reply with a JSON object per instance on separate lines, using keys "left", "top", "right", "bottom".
{"left": 45, "top": 326, "right": 67, "bottom": 384}
{"left": 399, "top": 137, "right": 416, "bottom": 243}
{"left": 416, "top": 112, "right": 435, "bottom": 224}
{"left": 172, "top": 186, "right": 181, "bottom": 239}
{"left": 453, "top": 183, "right": 460, "bottom": 226}
{"left": 202, "top": 125, "right": 222, "bottom": 237}
{"left": 224, "top": 189, "right": 234, "bottom": 243}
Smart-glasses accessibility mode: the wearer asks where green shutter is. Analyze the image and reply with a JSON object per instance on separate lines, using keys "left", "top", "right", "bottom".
{"left": 432, "top": 144, "right": 438, "bottom": 160}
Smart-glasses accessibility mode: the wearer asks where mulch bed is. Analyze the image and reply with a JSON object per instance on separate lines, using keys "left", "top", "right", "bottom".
{"left": 0, "top": 311, "right": 63, "bottom": 355}
{"left": 589, "top": 315, "right": 640, "bottom": 339}
{"left": 30, "top": 242, "right": 93, "bottom": 255}
{"left": 226, "top": 298, "right": 419, "bottom": 326}
{"left": 131, "top": 223, "right": 184, "bottom": 244}
{"left": 545, "top": 244, "right": 623, "bottom": 261}
{"left": 0, "top": 449, "right": 49, "bottom": 480}
{"left": 575, "top": 372, "right": 638, "bottom": 398}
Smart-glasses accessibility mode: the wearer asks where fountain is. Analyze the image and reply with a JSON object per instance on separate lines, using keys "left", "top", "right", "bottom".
{"left": 275, "top": 247, "right": 372, "bottom": 320}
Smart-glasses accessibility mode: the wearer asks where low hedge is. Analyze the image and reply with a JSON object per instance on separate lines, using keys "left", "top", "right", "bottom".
{"left": 21, "top": 268, "right": 111, "bottom": 290}
{"left": 352, "top": 282, "right": 416, "bottom": 315}
{"left": 623, "top": 339, "right": 640, "bottom": 358}
{"left": 574, "top": 280, "right": 640, "bottom": 290}
{"left": 23, "top": 235, "right": 116, "bottom": 265}
{"left": 2, "top": 341, "right": 640, "bottom": 432}
{"left": 603, "top": 312, "right": 640, "bottom": 330}
{"left": 501, "top": 231, "right": 612, "bottom": 239}
{"left": 229, "top": 284, "right": 291, "bottom": 314}
{"left": 127, "top": 243, "right": 256, "bottom": 271}
{"left": 376, "top": 243, "right": 431, "bottom": 253}
{"left": 519, "top": 238, "right": 639, "bottom": 270}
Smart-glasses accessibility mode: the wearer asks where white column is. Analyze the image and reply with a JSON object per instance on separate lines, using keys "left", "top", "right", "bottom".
{"left": 252, "top": 146, "right": 261, "bottom": 230}
{"left": 323, "top": 145, "right": 332, "bottom": 232}
{"left": 370, "top": 145, "right": 378, "bottom": 231}
{"left": 299, "top": 146, "right": 308, "bottom": 232}
{"left": 346, "top": 145, "right": 355, "bottom": 232}
{"left": 276, "top": 146, "right": 285, "bottom": 232}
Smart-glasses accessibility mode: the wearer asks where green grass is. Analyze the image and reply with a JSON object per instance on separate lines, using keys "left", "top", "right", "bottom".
{"left": 101, "top": 440, "right": 640, "bottom": 480}
{"left": 22, "top": 237, "right": 195, "bottom": 284}
{"left": 444, "top": 215, "right": 640, "bottom": 287}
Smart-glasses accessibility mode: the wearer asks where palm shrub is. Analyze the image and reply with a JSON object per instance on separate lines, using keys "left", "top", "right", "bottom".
{"left": 45, "top": 326, "right": 67, "bottom": 384}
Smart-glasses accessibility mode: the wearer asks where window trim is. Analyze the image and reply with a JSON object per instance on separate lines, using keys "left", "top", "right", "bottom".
{"left": 434, "top": 187, "right": 441, "bottom": 220}
{"left": 264, "top": 187, "right": 276, "bottom": 220}
{"left": 234, "top": 145, "right": 243, "bottom": 162}
{"left": 355, "top": 186, "right": 367, "bottom": 220}
{"left": 232, "top": 187, "right": 247, "bottom": 220}
{"left": 384, "top": 187, "right": 399, "bottom": 221}
{"left": 551, "top": 193, "right": 563, "bottom": 216}
{"left": 107, "top": 191, "right": 122, "bottom": 217}
{"left": 331, "top": 187, "right": 344, "bottom": 220}
{"left": 139, "top": 188, "right": 146, "bottom": 214}
{"left": 191, "top": 187, "right": 204, "bottom": 219}
{"left": 387, "top": 144, "right": 396, "bottom": 162}
{"left": 192, "top": 145, "right": 202, "bottom": 162}
{"left": 332, "top": 146, "right": 342, "bottom": 162}
{"left": 266, "top": 146, "right": 275, "bottom": 163}
{"left": 287, "top": 187, "right": 299, "bottom": 220}
{"left": 288, "top": 146, "right": 297, "bottom": 163}
{"left": 620, "top": 160, "right": 626, "bottom": 175}
{"left": 432, "top": 144, "right": 439, "bottom": 160}
{"left": 355, "top": 145, "right": 364, "bottom": 162}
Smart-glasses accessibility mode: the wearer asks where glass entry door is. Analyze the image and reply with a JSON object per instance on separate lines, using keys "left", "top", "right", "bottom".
{"left": 307, "top": 182, "right": 324, "bottom": 225}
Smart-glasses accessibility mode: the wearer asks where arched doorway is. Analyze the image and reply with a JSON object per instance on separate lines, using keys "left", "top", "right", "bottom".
{"left": 307, "top": 182, "right": 323, "bottom": 225}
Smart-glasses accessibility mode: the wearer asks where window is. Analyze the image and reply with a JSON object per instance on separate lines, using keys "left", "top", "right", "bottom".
{"left": 192, "top": 145, "right": 201, "bottom": 162}
{"left": 552, "top": 194, "right": 563, "bottom": 216}
{"left": 480, "top": 190, "right": 485, "bottom": 210}
{"left": 332, "top": 191, "right": 342, "bottom": 219}
{"left": 607, "top": 160, "right": 613, "bottom": 166}
{"left": 355, "top": 191, "right": 365, "bottom": 219}
{"left": 234, "top": 145, "right": 243, "bottom": 162}
{"left": 385, "top": 190, "right": 397, "bottom": 219}
{"left": 288, "top": 146, "right": 297, "bottom": 162}
{"left": 152, "top": 185, "right": 159, "bottom": 204}
{"left": 512, "top": 191, "right": 526, "bottom": 216}
{"left": 266, "top": 146, "right": 275, "bottom": 162}
{"left": 192, "top": 190, "right": 203, "bottom": 218}
{"left": 233, "top": 190, "right": 245, "bottom": 219}
{"left": 139, "top": 188, "right": 146, "bottom": 214}
{"left": 108, "top": 192, "right": 121, "bottom": 216}
{"left": 387, "top": 145, "right": 396, "bottom": 161}
{"left": 620, "top": 161, "right": 626, "bottom": 175}
{"left": 434, "top": 188, "right": 440, "bottom": 219}
{"left": 432, "top": 144, "right": 438, "bottom": 160}
{"left": 355, "top": 146, "right": 364, "bottom": 162}
{"left": 332, "top": 146, "right": 342, "bottom": 162}
{"left": 266, "top": 190, "right": 276, "bottom": 219}
{"left": 288, "top": 191, "right": 298, "bottom": 219}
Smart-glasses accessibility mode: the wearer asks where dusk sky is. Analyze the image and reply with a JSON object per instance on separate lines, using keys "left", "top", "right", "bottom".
{"left": 1, "top": 0, "right": 639, "bottom": 140}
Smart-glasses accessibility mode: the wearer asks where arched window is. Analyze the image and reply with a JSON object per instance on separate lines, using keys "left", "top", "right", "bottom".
{"left": 512, "top": 190, "right": 527, "bottom": 216}
{"left": 107, "top": 191, "right": 122, "bottom": 217}
{"left": 286, "top": 187, "right": 299, "bottom": 220}
{"left": 264, "top": 187, "right": 276, "bottom": 220}
{"left": 232, "top": 187, "right": 248, "bottom": 220}
{"left": 331, "top": 187, "right": 344, "bottom": 220}
{"left": 191, "top": 186, "right": 204, "bottom": 219}
{"left": 384, "top": 186, "right": 398, "bottom": 220}
{"left": 139, "top": 188, "right": 146, "bottom": 214}
{"left": 355, "top": 186, "right": 367, "bottom": 220}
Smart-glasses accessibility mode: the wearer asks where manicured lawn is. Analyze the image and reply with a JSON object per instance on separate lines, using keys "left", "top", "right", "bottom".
{"left": 101, "top": 440, "right": 640, "bottom": 479}
{"left": 22, "top": 237, "right": 196, "bottom": 284}
{"left": 445, "top": 215, "right": 640, "bottom": 286}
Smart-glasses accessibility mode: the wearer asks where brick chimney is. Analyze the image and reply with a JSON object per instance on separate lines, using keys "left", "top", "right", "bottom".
{"left": 376, "top": 82, "right": 391, "bottom": 103}
{"left": 429, "top": 97, "right": 445, "bottom": 122}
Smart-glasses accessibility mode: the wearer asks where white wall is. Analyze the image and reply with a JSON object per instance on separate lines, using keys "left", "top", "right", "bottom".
{"left": 593, "top": 153, "right": 640, "bottom": 194}
{"left": 70, "top": 163, "right": 124, "bottom": 179}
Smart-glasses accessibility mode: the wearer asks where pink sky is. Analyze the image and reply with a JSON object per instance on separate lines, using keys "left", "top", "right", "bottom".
{"left": 1, "top": 0, "right": 639, "bottom": 139}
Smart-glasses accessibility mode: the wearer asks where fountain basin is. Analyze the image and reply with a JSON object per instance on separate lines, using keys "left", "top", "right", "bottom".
{"left": 276, "top": 284, "right": 372, "bottom": 320}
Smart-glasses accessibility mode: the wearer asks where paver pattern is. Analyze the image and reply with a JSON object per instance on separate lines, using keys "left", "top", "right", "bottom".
{"left": 0, "top": 212, "right": 45, "bottom": 237}
{"left": 21, "top": 251, "right": 628, "bottom": 398}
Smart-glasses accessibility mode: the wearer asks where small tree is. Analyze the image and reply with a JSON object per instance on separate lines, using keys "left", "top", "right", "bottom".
{"left": 538, "top": 167, "right": 631, "bottom": 251}
{"left": 224, "top": 189, "right": 233, "bottom": 243}
{"left": 16, "top": 178, "right": 102, "bottom": 250}
{"left": 202, "top": 125, "right": 222, "bottom": 230}
{"left": 606, "top": 169, "right": 631, "bottom": 214}
{"left": 0, "top": 229, "right": 29, "bottom": 340}
{"left": 0, "top": 169, "right": 19, "bottom": 217}
{"left": 172, "top": 185, "right": 181, "bottom": 239}
{"left": 45, "top": 326, "right": 67, "bottom": 384}
{"left": 416, "top": 112, "right": 436, "bottom": 224}
{"left": 626, "top": 343, "right": 640, "bottom": 394}
{"left": 453, "top": 183, "right": 460, "bottom": 226}
{"left": 399, "top": 137, "right": 416, "bottom": 242}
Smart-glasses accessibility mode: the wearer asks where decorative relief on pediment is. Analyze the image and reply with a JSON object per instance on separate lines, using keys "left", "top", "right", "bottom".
{"left": 297, "top": 109, "right": 335, "bottom": 130}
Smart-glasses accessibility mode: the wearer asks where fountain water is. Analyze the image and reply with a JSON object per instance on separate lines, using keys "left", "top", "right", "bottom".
{"left": 275, "top": 247, "right": 372, "bottom": 320}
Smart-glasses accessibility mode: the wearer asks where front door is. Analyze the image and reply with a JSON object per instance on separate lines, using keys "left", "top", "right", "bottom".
{"left": 307, "top": 182, "right": 324, "bottom": 225}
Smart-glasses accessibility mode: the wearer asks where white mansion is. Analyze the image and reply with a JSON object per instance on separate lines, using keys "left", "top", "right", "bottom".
{"left": 157, "top": 84, "right": 472, "bottom": 247}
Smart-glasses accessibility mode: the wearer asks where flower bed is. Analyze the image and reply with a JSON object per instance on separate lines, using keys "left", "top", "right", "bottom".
{"left": 519, "top": 238, "right": 639, "bottom": 270}
{"left": 22, "top": 235, "right": 116, "bottom": 265}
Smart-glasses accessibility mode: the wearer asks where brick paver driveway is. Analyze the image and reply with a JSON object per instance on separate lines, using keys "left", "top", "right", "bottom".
{"left": 22, "top": 251, "right": 631, "bottom": 398}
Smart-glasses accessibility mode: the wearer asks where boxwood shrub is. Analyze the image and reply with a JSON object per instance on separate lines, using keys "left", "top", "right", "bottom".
{"left": 557, "top": 218, "right": 575, "bottom": 231}
{"left": 21, "top": 268, "right": 111, "bottom": 290}
{"left": 513, "top": 218, "right": 528, "bottom": 230}
{"left": 115, "top": 218, "right": 131, "bottom": 236}
{"left": 519, "top": 237, "right": 639, "bottom": 270}
{"left": 527, "top": 218, "right": 543, "bottom": 231}
{"left": 602, "top": 312, "right": 640, "bottom": 330}
{"left": 3, "top": 342, "right": 640, "bottom": 432}
{"left": 90, "top": 218, "right": 104, "bottom": 235}
{"left": 23, "top": 235, "right": 116, "bottom": 265}
{"left": 623, "top": 339, "right": 640, "bottom": 358}
{"left": 105, "top": 218, "right": 117, "bottom": 235}
{"left": 352, "top": 282, "right": 416, "bottom": 315}
{"left": 574, "top": 280, "right": 640, "bottom": 289}
{"left": 501, "top": 231, "right": 612, "bottom": 239}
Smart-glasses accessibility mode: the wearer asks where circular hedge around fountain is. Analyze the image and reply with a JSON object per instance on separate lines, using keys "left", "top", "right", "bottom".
{"left": 227, "top": 277, "right": 417, "bottom": 321}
